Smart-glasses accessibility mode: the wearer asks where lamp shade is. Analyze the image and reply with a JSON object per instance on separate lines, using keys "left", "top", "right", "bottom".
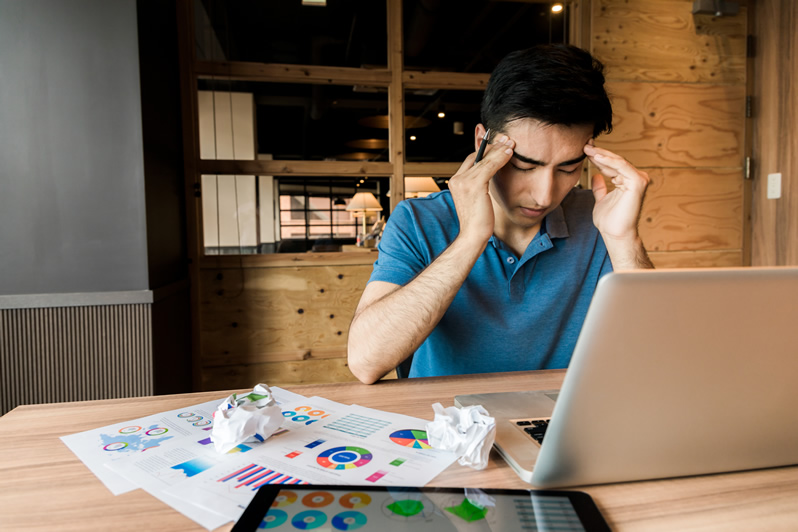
{"left": 346, "top": 192, "right": 383, "bottom": 212}
{"left": 405, "top": 177, "right": 440, "bottom": 194}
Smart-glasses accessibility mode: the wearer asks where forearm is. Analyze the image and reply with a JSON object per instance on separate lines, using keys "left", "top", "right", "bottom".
{"left": 347, "top": 236, "right": 485, "bottom": 384}
{"left": 603, "top": 234, "right": 654, "bottom": 270}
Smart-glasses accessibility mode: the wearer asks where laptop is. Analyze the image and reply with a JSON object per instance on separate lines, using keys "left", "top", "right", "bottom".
{"left": 455, "top": 267, "right": 798, "bottom": 488}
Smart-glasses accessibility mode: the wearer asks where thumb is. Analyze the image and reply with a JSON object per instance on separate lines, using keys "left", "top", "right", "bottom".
{"left": 592, "top": 173, "right": 608, "bottom": 202}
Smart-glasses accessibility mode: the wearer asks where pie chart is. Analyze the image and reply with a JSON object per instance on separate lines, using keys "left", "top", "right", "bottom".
{"left": 340, "top": 492, "right": 372, "bottom": 509}
{"left": 271, "top": 491, "right": 297, "bottom": 508}
{"left": 332, "top": 510, "right": 367, "bottom": 530}
{"left": 389, "top": 429, "right": 432, "bottom": 450}
{"left": 259, "top": 508, "right": 288, "bottom": 529}
{"left": 291, "top": 510, "right": 327, "bottom": 530}
{"left": 316, "top": 446, "right": 373, "bottom": 470}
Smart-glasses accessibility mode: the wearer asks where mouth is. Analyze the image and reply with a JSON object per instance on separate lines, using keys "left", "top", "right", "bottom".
{"left": 519, "top": 206, "right": 547, "bottom": 218}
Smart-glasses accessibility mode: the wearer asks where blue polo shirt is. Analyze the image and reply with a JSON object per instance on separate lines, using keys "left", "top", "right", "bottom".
{"left": 369, "top": 188, "right": 612, "bottom": 378}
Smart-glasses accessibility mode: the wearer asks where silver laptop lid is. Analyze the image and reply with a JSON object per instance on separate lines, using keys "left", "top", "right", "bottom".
{"left": 532, "top": 267, "right": 798, "bottom": 487}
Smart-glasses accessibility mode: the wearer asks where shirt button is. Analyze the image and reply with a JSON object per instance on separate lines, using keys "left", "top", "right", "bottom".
{"left": 506, "top": 257, "right": 515, "bottom": 264}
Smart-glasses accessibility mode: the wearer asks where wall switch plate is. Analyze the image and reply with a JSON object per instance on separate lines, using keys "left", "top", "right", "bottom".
{"left": 767, "top": 173, "right": 782, "bottom": 199}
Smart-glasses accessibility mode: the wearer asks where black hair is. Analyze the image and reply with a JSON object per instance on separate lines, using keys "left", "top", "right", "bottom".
{"left": 480, "top": 44, "right": 612, "bottom": 138}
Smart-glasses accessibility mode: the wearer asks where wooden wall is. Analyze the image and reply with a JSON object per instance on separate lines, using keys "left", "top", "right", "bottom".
{"left": 590, "top": 0, "right": 749, "bottom": 268}
{"left": 751, "top": 0, "right": 798, "bottom": 265}
{"left": 198, "top": 255, "right": 376, "bottom": 390}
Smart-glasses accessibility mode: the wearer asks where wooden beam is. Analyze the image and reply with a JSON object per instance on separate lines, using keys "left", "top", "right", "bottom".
{"left": 197, "top": 159, "right": 394, "bottom": 177}
{"left": 387, "top": 0, "right": 405, "bottom": 210}
{"left": 403, "top": 71, "right": 489, "bottom": 90}
{"left": 405, "top": 162, "right": 460, "bottom": 177}
{"left": 195, "top": 61, "right": 392, "bottom": 86}
{"left": 175, "top": 0, "right": 204, "bottom": 391}
{"left": 199, "top": 252, "right": 377, "bottom": 270}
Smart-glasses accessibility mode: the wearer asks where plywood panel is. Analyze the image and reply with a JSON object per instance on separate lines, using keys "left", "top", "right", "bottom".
{"left": 201, "top": 357, "right": 361, "bottom": 391}
{"left": 592, "top": 0, "right": 747, "bottom": 83}
{"left": 199, "top": 265, "right": 372, "bottom": 368}
{"left": 600, "top": 81, "right": 745, "bottom": 168}
{"left": 648, "top": 250, "right": 743, "bottom": 269}
{"left": 639, "top": 168, "right": 743, "bottom": 252}
{"left": 751, "top": 0, "right": 798, "bottom": 266}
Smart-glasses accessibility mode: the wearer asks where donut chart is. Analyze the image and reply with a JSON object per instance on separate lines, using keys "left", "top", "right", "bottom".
{"left": 302, "top": 491, "right": 334, "bottom": 508}
{"left": 332, "top": 511, "right": 367, "bottom": 530}
{"left": 316, "top": 446, "right": 373, "bottom": 470}
{"left": 389, "top": 429, "right": 432, "bottom": 450}
{"left": 291, "top": 510, "right": 327, "bottom": 530}
{"left": 339, "top": 492, "right": 371, "bottom": 509}
{"left": 271, "top": 491, "right": 297, "bottom": 508}
{"left": 259, "top": 508, "right": 288, "bottom": 529}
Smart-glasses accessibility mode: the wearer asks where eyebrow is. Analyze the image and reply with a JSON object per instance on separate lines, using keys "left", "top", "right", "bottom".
{"left": 512, "top": 151, "right": 587, "bottom": 167}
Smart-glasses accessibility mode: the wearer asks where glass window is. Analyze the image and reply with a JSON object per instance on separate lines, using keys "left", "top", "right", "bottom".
{"left": 197, "top": 81, "right": 389, "bottom": 162}
{"left": 405, "top": 88, "right": 484, "bottom": 162}
{"left": 195, "top": 0, "right": 388, "bottom": 68}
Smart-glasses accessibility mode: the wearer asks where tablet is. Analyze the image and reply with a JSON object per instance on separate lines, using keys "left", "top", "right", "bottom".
{"left": 232, "top": 484, "right": 610, "bottom": 531}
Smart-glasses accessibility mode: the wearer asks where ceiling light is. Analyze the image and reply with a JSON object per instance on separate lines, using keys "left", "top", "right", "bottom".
{"left": 552, "top": 3, "right": 564, "bottom": 13}
{"left": 437, "top": 111, "right": 446, "bottom": 118}
{"left": 409, "top": 135, "right": 417, "bottom": 141}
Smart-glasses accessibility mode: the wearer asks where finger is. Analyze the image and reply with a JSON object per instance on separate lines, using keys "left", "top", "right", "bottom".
{"left": 475, "top": 134, "right": 515, "bottom": 171}
{"left": 455, "top": 152, "right": 478, "bottom": 175}
{"left": 584, "top": 147, "right": 639, "bottom": 178}
{"left": 592, "top": 173, "right": 608, "bottom": 202}
{"left": 453, "top": 135, "right": 515, "bottom": 180}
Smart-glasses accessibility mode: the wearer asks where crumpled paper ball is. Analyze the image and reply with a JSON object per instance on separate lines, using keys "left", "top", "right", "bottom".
{"left": 425, "top": 402, "right": 496, "bottom": 470}
{"left": 211, "top": 384, "right": 283, "bottom": 453}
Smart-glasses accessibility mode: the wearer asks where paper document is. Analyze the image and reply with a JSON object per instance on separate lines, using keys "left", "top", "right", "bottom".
{"left": 164, "top": 399, "right": 458, "bottom": 521}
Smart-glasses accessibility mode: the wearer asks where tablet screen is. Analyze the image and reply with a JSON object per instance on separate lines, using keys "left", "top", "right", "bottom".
{"left": 232, "top": 485, "right": 610, "bottom": 531}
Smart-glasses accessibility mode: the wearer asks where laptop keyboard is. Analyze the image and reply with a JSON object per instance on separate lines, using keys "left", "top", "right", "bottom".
{"left": 514, "top": 419, "right": 550, "bottom": 445}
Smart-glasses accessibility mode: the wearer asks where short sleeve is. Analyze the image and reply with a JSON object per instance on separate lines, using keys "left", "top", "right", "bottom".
{"left": 368, "top": 201, "right": 430, "bottom": 286}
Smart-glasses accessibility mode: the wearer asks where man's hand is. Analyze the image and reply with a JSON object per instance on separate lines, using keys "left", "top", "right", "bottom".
{"left": 584, "top": 142, "right": 654, "bottom": 269}
{"left": 447, "top": 132, "right": 515, "bottom": 247}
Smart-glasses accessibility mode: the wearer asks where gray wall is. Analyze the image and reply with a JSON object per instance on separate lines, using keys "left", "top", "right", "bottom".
{"left": 0, "top": 0, "right": 149, "bottom": 295}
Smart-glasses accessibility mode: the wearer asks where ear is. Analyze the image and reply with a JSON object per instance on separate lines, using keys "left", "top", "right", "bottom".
{"left": 474, "top": 123, "right": 487, "bottom": 151}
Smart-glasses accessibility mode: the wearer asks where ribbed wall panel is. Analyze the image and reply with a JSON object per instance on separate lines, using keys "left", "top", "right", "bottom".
{"left": 0, "top": 304, "right": 153, "bottom": 415}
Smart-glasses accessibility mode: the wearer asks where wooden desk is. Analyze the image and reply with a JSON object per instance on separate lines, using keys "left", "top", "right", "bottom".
{"left": 2, "top": 370, "right": 798, "bottom": 531}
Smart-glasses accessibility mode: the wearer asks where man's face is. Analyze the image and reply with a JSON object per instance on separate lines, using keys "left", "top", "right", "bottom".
{"left": 480, "top": 119, "right": 593, "bottom": 235}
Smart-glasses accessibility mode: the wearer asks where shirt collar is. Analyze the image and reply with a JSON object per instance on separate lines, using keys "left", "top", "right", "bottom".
{"left": 544, "top": 204, "right": 570, "bottom": 239}
{"left": 488, "top": 200, "right": 571, "bottom": 248}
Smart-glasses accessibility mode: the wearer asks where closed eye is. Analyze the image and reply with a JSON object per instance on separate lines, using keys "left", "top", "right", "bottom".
{"left": 510, "top": 163, "right": 536, "bottom": 172}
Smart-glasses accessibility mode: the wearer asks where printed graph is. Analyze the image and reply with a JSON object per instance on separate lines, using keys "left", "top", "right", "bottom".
{"left": 217, "top": 463, "right": 308, "bottom": 490}
{"left": 171, "top": 456, "right": 216, "bottom": 478}
{"left": 389, "top": 429, "right": 432, "bottom": 449}
{"left": 323, "top": 414, "right": 391, "bottom": 439}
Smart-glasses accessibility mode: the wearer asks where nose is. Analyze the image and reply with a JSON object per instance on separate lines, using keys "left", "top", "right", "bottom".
{"left": 531, "top": 167, "right": 555, "bottom": 208}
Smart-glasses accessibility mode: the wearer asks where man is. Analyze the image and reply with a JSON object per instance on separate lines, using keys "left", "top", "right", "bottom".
{"left": 348, "top": 44, "right": 653, "bottom": 384}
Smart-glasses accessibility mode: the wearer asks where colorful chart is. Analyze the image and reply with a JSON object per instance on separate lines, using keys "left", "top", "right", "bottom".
{"left": 316, "top": 446, "right": 373, "bottom": 470}
{"left": 302, "top": 491, "right": 334, "bottom": 508}
{"left": 445, "top": 498, "right": 488, "bottom": 522}
{"left": 259, "top": 508, "right": 288, "bottom": 529}
{"left": 271, "top": 491, "right": 297, "bottom": 508}
{"left": 339, "top": 492, "right": 371, "bottom": 509}
{"left": 171, "top": 457, "right": 216, "bottom": 478}
{"left": 389, "top": 429, "right": 432, "bottom": 450}
{"left": 218, "top": 464, "right": 307, "bottom": 489}
{"left": 332, "top": 511, "right": 367, "bottom": 531}
{"left": 292, "top": 510, "right": 327, "bottom": 530}
{"left": 381, "top": 496, "right": 434, "bottom": 522}
{"left": 99, "top": 423, "right": 174, "bottom": 452}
